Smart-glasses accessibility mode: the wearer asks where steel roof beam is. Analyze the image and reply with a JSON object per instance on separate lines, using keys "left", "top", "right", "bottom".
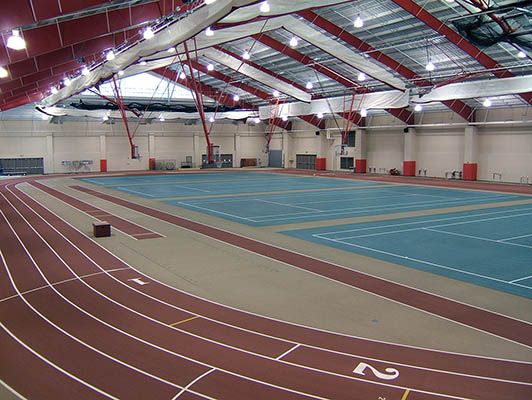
{"left": 254, "top": 33, "right": 408, "bottom": 126}
{"left": 389, "top": 0, "right": 532, "bottom": 105}
{"left": 298, "top": 9, "right": 475, "bottom": 122}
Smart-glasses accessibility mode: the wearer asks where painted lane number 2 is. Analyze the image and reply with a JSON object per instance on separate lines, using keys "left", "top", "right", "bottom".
{"left": 353, "top": 362, "right": 400, "bottom": 380}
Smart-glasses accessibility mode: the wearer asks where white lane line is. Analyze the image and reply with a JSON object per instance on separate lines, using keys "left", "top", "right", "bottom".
{"left": 0, "top": 378, "right": 28, "bottom": 400}
{"left": 0, "top": 268, "right": 129, "bottom": 303}
{"left": 0, "top": 210, "right": 194, "bottom": 395}
{"left": 2, "top": 189, "right": 335, "bottom": 400}
{"left": 313, "top": 234, "right": 532, "bottom": 291}
{"left": 171, "top": 369, "right": 216, "bottom": 400}
{"left": 499, "top": 233, "right": 532, "bottom": 242}
{"left": 14, "top": 183, "right": 532, "bottom": 387}
{"left": 315, "top": 206, "right": 532, "bottom": 237}
{"left": 276, "top": 344, "right": 301, "bottom": 360}
{"left": 0, "top": 249, "right": 119, "bottom": 399}
{"left": 423, "top": 227, "right": 532, "bottom": 250}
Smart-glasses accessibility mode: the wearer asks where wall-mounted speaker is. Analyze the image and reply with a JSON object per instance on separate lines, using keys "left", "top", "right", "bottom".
{"left": 315, "top": 131, "right": 320, "bottom": 136}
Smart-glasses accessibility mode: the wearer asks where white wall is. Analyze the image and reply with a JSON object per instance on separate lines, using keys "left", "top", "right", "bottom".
{"left": 1, "top": 107, "right": 531, "bottom": 183}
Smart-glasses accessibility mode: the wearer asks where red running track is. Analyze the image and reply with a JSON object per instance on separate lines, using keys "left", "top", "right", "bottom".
{"left": 0, "top": 175, "right": 531, "bottom": 399}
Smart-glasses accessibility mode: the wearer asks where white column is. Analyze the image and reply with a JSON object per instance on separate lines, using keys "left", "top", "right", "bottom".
{"left": 234, "top": 132, "right": 241, "bottom": 168}
{"left": 404, "top": 128, "right": 416, "bottom": 161}
{"left": 45, "top": 135, "right": 54, "bottom": 174}
{"left": 354, "top": 129, "right": 367, "bottom": 160}
{"left": 464, "top": 126, "right": 479, "bottom": 164}
{"left": 148, "top": 134, "right": 155, "bottom": 158}
{"left": 192, "top": 132, "right": 202, "bottom": 167}
{"left": 99, "top": 134, "right": 106, "bottom": 159}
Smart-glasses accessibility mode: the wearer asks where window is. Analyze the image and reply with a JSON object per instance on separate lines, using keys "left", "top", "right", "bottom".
{"left": 340, "top": 157, "right": 354, "bottom": 169}
{"left": 346, "top": 131, "right": 356, "bottom": 147}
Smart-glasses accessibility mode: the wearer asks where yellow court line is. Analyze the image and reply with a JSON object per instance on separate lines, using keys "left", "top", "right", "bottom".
{"left": 169, "top": 315, "right": 199, "bottom": 327}
{"left": 401, "top": 389, "right": 410, "bottom": 400}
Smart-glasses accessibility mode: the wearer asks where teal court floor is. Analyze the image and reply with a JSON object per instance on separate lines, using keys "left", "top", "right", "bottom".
{"left": 79, "top": 172, "right": 532, "bottom": 298}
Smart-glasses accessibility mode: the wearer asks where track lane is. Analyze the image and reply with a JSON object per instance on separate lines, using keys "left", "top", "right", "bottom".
{"left": 11, "top": 182, "right": 532, "bottom": 400}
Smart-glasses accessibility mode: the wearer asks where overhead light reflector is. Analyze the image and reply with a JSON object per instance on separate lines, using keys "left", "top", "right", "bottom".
{"left": 106, "top": 50, "right": 115, "bottom": 61}
{"left": 260, "top": 1, "right": 270, "bottom": 13}
{"left": 306, "top": 81, "right": 313, "bottom": 89}
{"left": 51, "top": 87, "right": 58, "bottom": 94}
{"left": 7, "top": 30, "right": 26, "bottom": 50}
{"left": 518, "top": 51, "right": 527, "bottom": 58}
{"left": 82, "top": 66, "right": 90, "bottom": 76}
{"left": 425, "top": 61, "right": 435, "bottom": 71}
{"left": 143, "top": 27, "right": 154, "bottom": 40}
{"left": 317, "top": 112, "right": 324, "bottom": 119}
{"left": 289, "top": 37, "right": 298, "bottom": 48}
{"left": 233, "top": 94, "right": 240, "bottom": 102}
{"left": 358, "top": 72, "right": 366, "bottom": 81}
{"left": 360, "top": 109, "right": 368, "bottom": 117}
{"left": 282, "top": 115, "right": 288, "bottom": 121}
{"left": 483, "top": 99, "right": 492, "bottom": 107}
{"left": 207, "top": 63, "right": 214, "bottom": 71}
{"left": 273, "top": 90, "right": 280, "bottom": 97}
{"left": 414, "top": 104, "right": 422, "bottom": 112}
{"left": 179, "top": 72, "right": 186, "bottom": 79}
{"left": 242, "top": 50, "right": 250, "bottom": 60}
{"left": 208, "top": 116, "right": 215, "bottom": 123}
{"left": 63, "top": 77, "right": 71, "bottom": 86}
{"left": 354, "top": 16, "right": 364, "bottom": 28}
{"left": 205, "top": 27, "right": 214, "bottom": 36}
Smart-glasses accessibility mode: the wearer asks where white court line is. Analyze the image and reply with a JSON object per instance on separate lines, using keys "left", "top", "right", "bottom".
{"left": 317, "top": 206, "right": 532, "bottom": 237}
{"left": 15, "top": 181, "right": 532, "bottom": 378}
{"left": 176, "top": 201, "right": 256, "bottom": 221}
{"left": 256, "top": 199, "right": 321, "bottom": 212}
{"left": 499, "top": 233, "right": 532, "bottom": 242}
{"left": 252, "top": 195, "right": 521, "bottom": 222}
{"left": 171, "top": 369, "right": 216, "bottom": 400}
{"left": 0, "top": 378, "right": 27, "bottom": 400}
{"left": 115, "top": 187, "right": 156, "bottom": 197}
{"left": 172, "top": 184, "right": 211, "bottom": 193}
{"left": 312, "top": 233, "right": 532, "bottom": 291}
{"left": 334, "top": 212, "right": 532, "bottom": 246}
{"left": 276, "top": 344, "right": 301, "bottom": 360}
{"left": 423, "top": 227, "right": 532, "bottom": 250}
{"left": 510, "top": 275, "right": 532, "bottom": 283}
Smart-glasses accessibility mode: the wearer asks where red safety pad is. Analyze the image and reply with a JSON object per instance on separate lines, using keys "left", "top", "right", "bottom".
{"left": 355, "top": 159, "right": 367, "bottom": 173}
{"left": 100, "top": 159, "right": 107, "bottom": 172}
{"left": 316, "top": 158, "right": 326, "bottom": 171}
{"left": 149, "top": 158, "right": 156, "bottom": 171}
{"left": 463, "top": 163, "right": 478, "bottom": 181}
{"left": 403, "top": 160, "right": 416, "bottom": 176}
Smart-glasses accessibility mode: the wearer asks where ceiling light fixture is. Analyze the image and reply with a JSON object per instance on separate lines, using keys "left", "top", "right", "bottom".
{"left": 254, "top": 117, "right": 261, "bottom": 124}
{"left": 414, "top": 104, "right": 423, "bottom": 112}
{"left": 106, "top": 50, "right": 115, "bottom": 61}
{"left": 360, "top": 108, "right": 368, "bottom": 117}
{"left": 354, "top": 15, "right": 364, "bottom": 28}
{"left": 179, "top": 71, "right": 186, "bottom": 79}
{"left": 260, "top": 1, "right": 270, "bottom": 13}
{"left": 208, "top": 116, "right": 215, "bottom": 123}
{"left": 0, "top": 66, "right": 8, "bottom": 78}
{"left": 317, "top": 112, "right": 324, "bottom": 119}
{"left": 233, "top": 94, "right": 240, "bottom": 102}
{"left": 63, "top": 77, "right": 71, "bottom": 86}
{"left": 518, "top": 51, "right": 527, "bottom": 58}
{"left": 82, "top": 66, "right": 90, "bottom": 76}
{"left": 306, "top": 81, "right": 313, "bottom": 89}
{"left": 207, "top": 63, "right": 214, "bottom": 71}
{"left": 7, "top": 30, "right": 26, "bottom": 50}
{"left": 289, "top": 37, "right": 298, "bottom": 48}
{"left": 281, "top": 115, "right": 288, "bottom": 121}
{"left": 242, "top": 50, "right": 250, "bottom": 60}
{"left": 118, "top": 70, "right": 124, "bottom": 76}
{"left": 483, "top": 99, "right": 492, "bottom": 107}
{"left": 167, "top": 47, "right": 176, "bottom": 53}
{"left": 357, "top": 72, "right": 366, "bottom": 81}
{"left": 205, "top": 27, "right": 214, "bottom": 36}
{"left": 143, "top": 27, "right": 154, "bottom": 40}
{"left": 205, "top": 0, "right": 217, "bottom": 4}
{"left": 425, "top": 61, "right": 435, "bottom": 71}
{"left": 41, "top": 114, "right": 49, "bottom": 120}
{"left": 273, "top": 90, "right": 280, "bottom": 97}
{"left": 51, "top": 87, "right": 58, "bottom": 94}
{"left": 159, "top": 115, "right": 165, "bottom": 121}
{"left": 139, "top": 60, "right": 147, "bottom": 66}
{"left": 102, "top": 115, "right": 109, "bottom": 121}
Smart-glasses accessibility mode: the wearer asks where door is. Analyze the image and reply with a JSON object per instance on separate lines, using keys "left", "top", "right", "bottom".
{"left": 268, "top": 150, "right": 282, "bottom": 168}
